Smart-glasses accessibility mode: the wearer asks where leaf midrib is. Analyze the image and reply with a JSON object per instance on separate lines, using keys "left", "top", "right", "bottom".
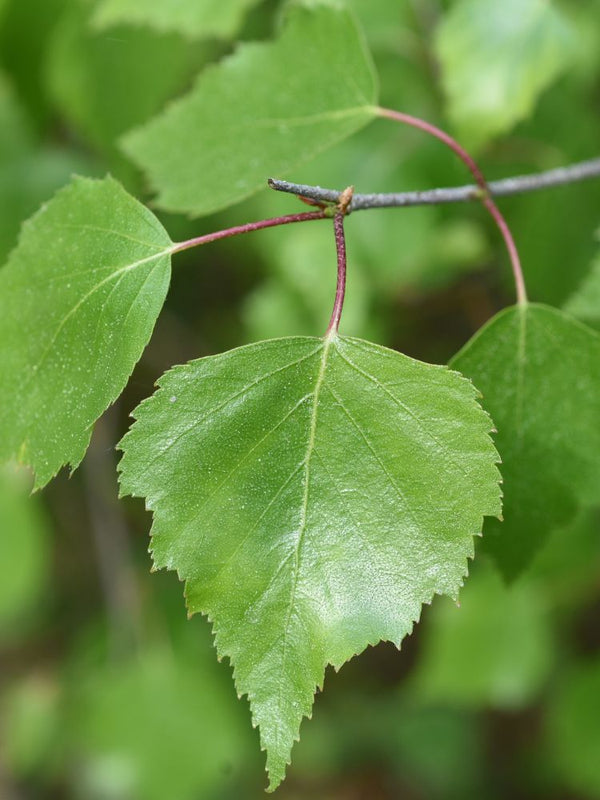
{"left": 276, "top": 334, "right": 333, "bottom": 730}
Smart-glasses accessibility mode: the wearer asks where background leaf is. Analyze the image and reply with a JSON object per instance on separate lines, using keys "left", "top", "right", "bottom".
{"left": 0, "top": 175, "right": 173, "bottom": 488}
{"left": 121, "top": 2, "right": 379, "bottom": 216}
{"left": 0, "top": 72, "right": 93, "bottom": 261}
{"left": 45, "top": 1, "right": 213, "bottom": 180}
{"left": 65, "top": 637, "right": 256, "bottom": 800}
{"left": 451, "top": 304, "right": 600, "bottom": 580}
{"left": 434, "top": 0, "right": 575, "bottom": 149}
{"left": 0, "top": 0, "right": 68, "bottom": 130}
{"left": 92, "top": 0, "right": 262, "bottom": 40}
{"left": 119, "top": 334, "right": 501, "bottom": 788}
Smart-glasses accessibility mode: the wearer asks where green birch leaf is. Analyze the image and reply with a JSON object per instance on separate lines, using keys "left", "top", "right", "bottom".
{"left": 564, "top": 251, "right": 600, "bottom": 328}
{"left": 435, "top": 0, "right": 575, "bottom": 149}
{"left": 92, "top": 0, "right": 261, "bottom": 40}
{"left": 118, "top": 334, "right": 501, "bottom": 789}
{"left": 0, "top": 175, "right": 173, "bottom": 488}
{"left": 121, "top": 2, "right": 378, "bottom": 216}
{"left": 451, "top": 304, "right": 600, "bottom": 580}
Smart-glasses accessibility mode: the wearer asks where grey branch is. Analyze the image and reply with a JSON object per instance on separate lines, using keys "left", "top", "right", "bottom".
{"left": 268, "top": 157, "right": 600, "bottom": 212}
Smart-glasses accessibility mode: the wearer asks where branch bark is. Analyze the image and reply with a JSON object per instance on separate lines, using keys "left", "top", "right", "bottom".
{"left": 268, "top": 157, "right": 600, "bottom": 212}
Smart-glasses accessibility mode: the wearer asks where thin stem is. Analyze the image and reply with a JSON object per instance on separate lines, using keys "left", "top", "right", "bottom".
{"left": 377, "top": 106, "right": 527, "bottom": 304}
{"left": 171, "top": 210, "right": 327, "bottom": 254}
{"left": 268, "top": 157, "right": 600, "bottom": 210}
{"left": 378, "top": 107, "right": 488, "bottom": 186}
{"left": 480, "top": 193, "right": 527, "bottom": 306}
{"left": 326, "top": 212, "right": 348, "bottom": 337}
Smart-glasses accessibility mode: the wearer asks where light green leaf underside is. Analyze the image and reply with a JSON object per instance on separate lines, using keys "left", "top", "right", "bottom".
{"left": 118, "top": 335, "right": 501, "bottom": 790}
{"left": 451, "top": 303, "right": 600, "bottom": 580}
{"left": 121, "top": 3, "right": 378, "bottom": 216}
{"left": 0, "top": 175, "right": 173, "bottom": 488}
{"left": 435, "top": 0, "right": 575, "bottom": 149}
{"left": 92, "top": 0, "right": 261, "bottom": 40}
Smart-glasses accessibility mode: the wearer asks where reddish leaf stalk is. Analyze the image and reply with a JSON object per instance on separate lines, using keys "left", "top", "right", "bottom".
{"left": 326, "top": 211, "right": 348, "bottom": 337}
{"left": 170, "top": 210, "right": 327, "bottom": 254}
{"left": 377, "top": 106, "right": 528, "bottom": 305}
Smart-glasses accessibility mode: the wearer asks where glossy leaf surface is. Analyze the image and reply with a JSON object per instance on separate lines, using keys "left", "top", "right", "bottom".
{"left": 435, "top": 0, "right": 575, "bottom": 148}
{"left": 451, "top": 304, "right": 600, "bottom": 579}
{"left": 0, "top": 176, "right": 173, "bottom": 488}
{"left": 119, "top": 334, "right": 501, "bottom": 788}
{"left": 121, "top": 3, "right": 378, "bottom": 216}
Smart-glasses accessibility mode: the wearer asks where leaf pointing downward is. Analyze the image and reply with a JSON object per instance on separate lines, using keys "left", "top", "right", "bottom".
{"left": 118, "top": 334, "right": 501, "bottom": 789}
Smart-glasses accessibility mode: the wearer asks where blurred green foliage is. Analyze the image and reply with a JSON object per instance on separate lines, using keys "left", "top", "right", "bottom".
{"left": 1, "top": 0, "right": 599, "bottom": 797}
{"left": 435, "top": 0, "right": 576, "bottom": 150}
{"left": 0, "top": 465, "right": 50, "bottom": 637}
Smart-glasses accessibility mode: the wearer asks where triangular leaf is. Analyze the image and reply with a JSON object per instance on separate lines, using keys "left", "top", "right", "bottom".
{"left": 92, "top": 0, "right": 262, "bottom": 40}
{"left": 0, "top": 175, "right": 173, "bottom": 488}
{"left": 451, "top": 303, "right": 600, "bottom": 580}
{"left": 118, "top": 334, "right": 501, "bottom": 789}
{"left": 121, "top": 2, "right": 378, "bottom": 216}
